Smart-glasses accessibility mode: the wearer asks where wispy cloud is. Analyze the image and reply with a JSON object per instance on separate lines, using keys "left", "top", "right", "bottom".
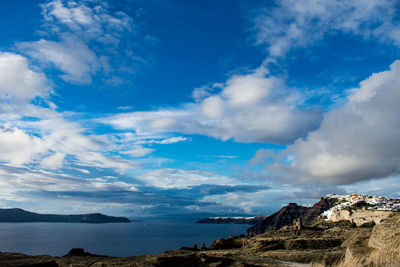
{"left": 254, "top": 0, "right": 400, "bottom": 57}
{"left": 136, "top": 168, "right": 243, "bottom": 189}
{"left": 17, "top": 0, "right": 156, "bottom": 84}
{"left": 19, "top": 36, "right": 101, "bottom": 83}
{"left": 0, "top": 0, "right": 399, "bottom": 216}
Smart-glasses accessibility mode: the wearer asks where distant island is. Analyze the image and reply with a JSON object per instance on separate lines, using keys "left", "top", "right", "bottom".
{"left": 197, "top": 216, "right": 266, "bottom": 224}
{"left": 0, "top": 208, "right": 131, "bottom": 223}
{"left": 1, "top": 194, "right": 399, "bottom": 266}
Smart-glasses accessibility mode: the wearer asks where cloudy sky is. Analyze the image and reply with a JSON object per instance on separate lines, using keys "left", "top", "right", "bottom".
{"left": 0, "top": 0, "right": 400, "bottom": 217}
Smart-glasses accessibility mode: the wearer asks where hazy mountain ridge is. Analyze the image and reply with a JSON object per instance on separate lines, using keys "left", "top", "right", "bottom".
{"left": 197, "top": 216, "right": 266, "bottom": 224}
{"left": 0, "top": 208, "right": 131, "bottom": 223}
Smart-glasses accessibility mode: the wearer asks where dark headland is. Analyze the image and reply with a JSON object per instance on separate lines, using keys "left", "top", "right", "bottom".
{"left": 0, "top": 208, "right": 131, "bottom": 223}
{"left": 0, "top": 194, "right": 399, "bottom": 266}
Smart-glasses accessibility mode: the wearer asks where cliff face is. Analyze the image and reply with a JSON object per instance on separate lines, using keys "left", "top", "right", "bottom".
{"left": 1, "top": 199, "right": 399, "bottom": 267}
{"left": 247, "top": 203, "right": 309, "bottom": 236}
{"left": 328, "top": 209, "right": 393, "bottom": 226}
{"left": 0, "top": 208, "right": 131, "bottom": 223}
{"left": 340, "top": 213, "right": 400, "bottom": 266}
{"left": 368, "top": 212, "right": 400, "bottom": 249}
{"left": 247, "top": 197, "right": 338, "bottom": 236}
{"left": 302, "top": 196, "right": 339, "bottom": 225}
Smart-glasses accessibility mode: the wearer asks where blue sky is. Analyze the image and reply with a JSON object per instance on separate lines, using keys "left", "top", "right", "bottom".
{"left": 0, "top": 0, "right": 400, "bottom": 217}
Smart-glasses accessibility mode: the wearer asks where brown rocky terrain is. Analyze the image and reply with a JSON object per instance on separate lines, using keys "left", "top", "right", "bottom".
{"left": 247, "top": 197, "right": 338, "bottom": 236}
{"left": 1, "top": 213, "right": 399, "bottom": 266}
{"left": 1, "top": 197, "right": 399, "bottom": 267}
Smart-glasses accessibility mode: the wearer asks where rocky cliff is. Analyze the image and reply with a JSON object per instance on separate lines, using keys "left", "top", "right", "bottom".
{"left": 1, "top": 198, "right": 399, "bottom": 267}
{"left": 327, "top": 209, "right": 393, "bottom": 226}
{"left": 321, "top": 194, "right": 400, "bottom": 227}
{"left": 247, "top": 197, "right": 338, "bottom": 236}
{"left": 0, "top": 208, "right": 131, "bottom": 223}
{"left": 247, "top": 203, "right": 309, "bottom": 236}
{"left": 2, "top": 214, "right": 395, "bottom": 267}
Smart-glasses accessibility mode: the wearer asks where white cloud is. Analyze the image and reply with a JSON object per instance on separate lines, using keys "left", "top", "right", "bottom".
{"left": 0, "top": 127, "right": 46, "bottom": 166}
{"left": 0, "top": 164, "right": 138, "bottom": 194}
{"left": 255, "top": 0, "right": 400, "bottom": 56}
{"left": 222, "top": 70, "right": 273, "bottom": 106}
{"left": 152, "top": 137, "right": 188, "bottom": 145}
{"left": 269, "top": 60, "right": 400, "bottom": 184}
{"left": 117, "top": 105, "right": 134, "bottom": 111}
{"left": 341, "top": 176, "right": 400, "bottom": 198}
{"left": 192, "top": 83, "right": 222, "bottom": 102}
{"left": 0, "top": 105, "right": 138, "bottom": 172}
{"left": 137, "top": 168, "right": 242, "bottom": 189}
{"left": 40, "top": 152, "right": 65, "bottom": 170}
{"left": 17, "top": 0, "right": 146, "bottom": 84}
{"left": 120, "top": 146, "right": 155, "bottom": 158}
{"left": 41, "top": 0, "right": 133, "bottom": 44}
{"left": 105, "top": 67, "right": 322, "bottom": 144}
{"left": 19, "top": 36, "right": 100, "bottom": 83}
{"left": 0, "top": 52, "right": 50, "bottom": 104}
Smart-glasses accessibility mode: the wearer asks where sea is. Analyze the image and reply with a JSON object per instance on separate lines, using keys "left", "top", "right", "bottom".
{"left": 0, "top": 217, "right": 250, "bottom": 257}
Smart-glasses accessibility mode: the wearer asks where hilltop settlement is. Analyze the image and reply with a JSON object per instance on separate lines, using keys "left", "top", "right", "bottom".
{"left": 0, "top": 194, "right": 399, "bottom": 266}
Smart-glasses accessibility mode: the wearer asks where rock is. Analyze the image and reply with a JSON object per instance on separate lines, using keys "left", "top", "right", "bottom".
{"left": 283, "top": 238, "right": 343, "bottom": 250}
{"left": 247, "top": 203, "right": 309, "bottom": 236}
{"left": 302, "top": 197, "right": 339, "bottom": 225}
{"left": 179, "top": 245, "right": 199, "bottom": 251}
{"left": 66, "top": 248, "right": 85, "bottom": 256}
{"left": 247, "top": 197, "right": 339, "bottom": 236}
{"left": 252, "top": 239, "right": 285, "bottom": 250}
{"left": 368, "top": 213, "right": 400, "bottom": 249}
{"left": 200, "top": 243, "right": 207, "bottom": 251}
{"left": 360, "top": 221, "right": 375, "bottom": 227}
{"left": 340, "top": 228, "right": 373, "bottom": 266}
{"left": 208, "top": 237, "right": 243, "bottom": 250}
{"left": 328, "top": 209, "right": 393, "bottom": 226}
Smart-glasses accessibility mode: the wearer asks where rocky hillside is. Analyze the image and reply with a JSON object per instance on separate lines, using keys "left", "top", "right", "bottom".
{"left": 247, "top": 197, "right": 338, "bottom": 236}
{"left": 321, "top": 193, "right": 400, "bottom": 225}
{"left": 0, "top": 208, "right": 131, "bottom": 223}
{"left": 3, "top": 212, "right": 399, "bottom": 266}
{"left": 247, "top": 194, "right": 400, "bottom": 236}
{"left": 1, "top": 195, "right": 399, "bottom": 266}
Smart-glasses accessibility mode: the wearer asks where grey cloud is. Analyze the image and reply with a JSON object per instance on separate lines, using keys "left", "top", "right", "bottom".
{"left": 269, "top": 60, "right": 400, "bottom": 184}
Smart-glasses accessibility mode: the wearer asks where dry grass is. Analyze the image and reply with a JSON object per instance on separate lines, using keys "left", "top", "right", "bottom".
{"left": 367, "top": 240, "right": 400, "bottom": 267}
{"left": 311, "top": 241, "right": 400, "bottom": 267}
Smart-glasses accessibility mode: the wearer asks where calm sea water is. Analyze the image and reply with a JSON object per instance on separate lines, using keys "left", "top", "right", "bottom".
{"left": 0, "top": 218, "right": 250, "bottom": 257}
